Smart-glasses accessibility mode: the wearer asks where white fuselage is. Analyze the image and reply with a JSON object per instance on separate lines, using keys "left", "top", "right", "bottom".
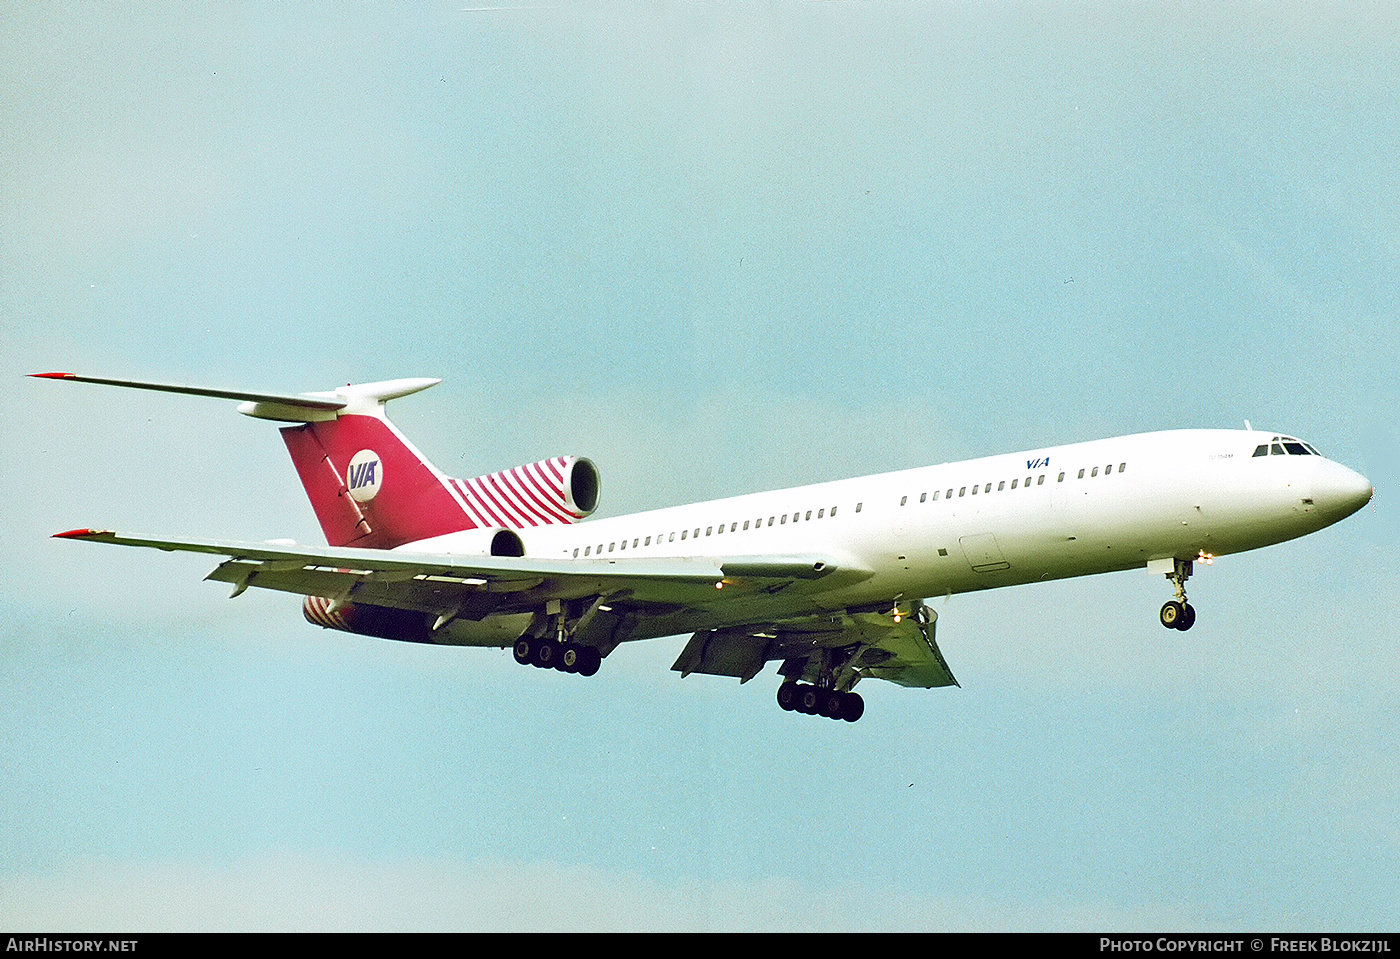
{"left": 403, "top": 429, "right": 1372, "bottom": 645}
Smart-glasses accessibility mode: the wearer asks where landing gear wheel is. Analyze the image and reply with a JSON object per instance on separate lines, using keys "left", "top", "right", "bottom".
{"left": 575, "top": 646, "right": 602, "bottom": 677}
{"left": 777, "top": 682, "right": 800, "bottom": 711}
{"left": 532, "top": 638, "right": 560, "bottom": 668}
{"left": 559, "top": 644, "right": 579, "bottom": 673}
{"left": 840, "top": 692, "right": 865, "bottom": 723}
{"left": 1160, "top": 600, "right": 1198, "bottom": 631}
{"left": 513, "top": 638, "right": 533, "bottom": 665}
{"left": 1176, "top": 602, "right": 1196, "bottom": 631}
{"left": 775, "top": 682, "right": 866, "bottom": 722}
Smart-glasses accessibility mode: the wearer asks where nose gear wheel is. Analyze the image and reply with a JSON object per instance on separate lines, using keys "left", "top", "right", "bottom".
{"left": 1159, "top": 558, "right": 1197, "bottom": 631}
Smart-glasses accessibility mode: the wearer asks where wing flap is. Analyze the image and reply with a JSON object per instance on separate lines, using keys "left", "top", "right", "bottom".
{"left": 672, "top": 601, "right": 958, "bottom": 690}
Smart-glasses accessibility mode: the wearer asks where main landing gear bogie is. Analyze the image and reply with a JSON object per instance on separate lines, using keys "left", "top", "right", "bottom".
{"left": 777, "top": 682, "right": 865, "bottom": 722}
{"left": 512, "top": 636, "right": 602, "bottom": 676}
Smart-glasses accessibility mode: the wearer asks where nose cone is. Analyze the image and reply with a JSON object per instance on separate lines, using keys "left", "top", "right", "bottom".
{"left": 1313, "top": 459, "right": 1373, "bottom": 523}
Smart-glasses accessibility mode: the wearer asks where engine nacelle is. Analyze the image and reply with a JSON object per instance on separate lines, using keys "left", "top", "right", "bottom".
{"left": 561, "top": 456, "right": 601, "bottom": 518}
{"left": 454, "top": 455, "right": 600, "bottom": 526}
{"left": 303, "top": 594, "right": 432, "bottom": 643}
{"left": 302, "top": 593, "right": 533, "bottom": 647}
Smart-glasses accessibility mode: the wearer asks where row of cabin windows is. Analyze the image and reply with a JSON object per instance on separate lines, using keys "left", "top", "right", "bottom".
{"left": 898, "top": 462, "right": 1129, "bottom": 506}
{"left": 571, "top": 501, "right": 863, "bottom": 558}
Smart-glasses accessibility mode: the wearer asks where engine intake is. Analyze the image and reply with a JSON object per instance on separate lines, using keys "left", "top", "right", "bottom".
{"left": 455, "top": 455, "right": 600, "bottom": 526}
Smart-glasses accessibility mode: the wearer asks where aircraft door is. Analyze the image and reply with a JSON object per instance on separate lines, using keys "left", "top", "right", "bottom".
{"left": 960, "top": 533, "right": 1010, "bottom": 572}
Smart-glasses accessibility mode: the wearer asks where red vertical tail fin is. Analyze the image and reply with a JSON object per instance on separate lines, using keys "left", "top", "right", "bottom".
{"left": 31, "top": 372, "right": 595, "bottom": 551}
{"left": 250, "top": 379, "right": 475, "bottom": 549}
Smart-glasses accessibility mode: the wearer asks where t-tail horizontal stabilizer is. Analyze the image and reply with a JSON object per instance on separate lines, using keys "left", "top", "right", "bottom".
{"left": 27, "top": 371, "right": 440, "bottom": 422}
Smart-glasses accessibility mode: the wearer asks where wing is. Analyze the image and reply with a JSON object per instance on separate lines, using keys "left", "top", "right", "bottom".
{"left": 52, "top": 528, "right": 942, "bottom": 691}
{"left": 671, "top": 600, "right": 958, "bottom": 690}
{"left": 50, "top": 527, "right": 865, "bottom": 632}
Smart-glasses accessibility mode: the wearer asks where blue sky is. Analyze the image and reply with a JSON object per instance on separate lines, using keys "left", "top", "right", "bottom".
{"left": 2, "top": 1, "right": 1397, "bottom": 931}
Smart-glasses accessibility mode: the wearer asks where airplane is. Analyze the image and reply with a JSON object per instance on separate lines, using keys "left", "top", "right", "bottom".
{"left": 33, "top": 371, "right": 1373, "bottom": 722}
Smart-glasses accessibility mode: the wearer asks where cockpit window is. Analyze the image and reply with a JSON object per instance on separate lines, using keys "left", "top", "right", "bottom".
{"left": 1256, "top": 436, "right": 1319, "bottom": 457}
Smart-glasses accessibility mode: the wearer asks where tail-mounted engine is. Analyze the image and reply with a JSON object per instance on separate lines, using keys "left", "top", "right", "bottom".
{"left": 303, "top": 594, "right": 431, "bottom": 643}
{"left": 452, "top": 455, "right": 600, "bottom": 528}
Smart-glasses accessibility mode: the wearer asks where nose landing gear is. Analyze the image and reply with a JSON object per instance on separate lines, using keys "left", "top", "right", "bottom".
{"left": 1159, "top": 558, "right": 1196, "bottom": 631}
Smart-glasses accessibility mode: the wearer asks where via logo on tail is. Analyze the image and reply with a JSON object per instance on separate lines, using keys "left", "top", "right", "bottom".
{"left": 347, "top": 449, "right": 382, "bottom": 503}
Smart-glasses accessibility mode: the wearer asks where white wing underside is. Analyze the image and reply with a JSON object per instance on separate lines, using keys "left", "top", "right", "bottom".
{"left": 54, "top": 529, "right": 958, "bottom": 690}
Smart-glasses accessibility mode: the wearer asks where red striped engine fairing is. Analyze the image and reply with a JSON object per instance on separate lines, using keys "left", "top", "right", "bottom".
{"left": 302, "top": 595, "right": 433, "bottom": 643}
{"left": 303, "top": 594, "right": 351, "bottom": 630}
{"left": 449, "top": 456, "right": 599, "bottom": 529}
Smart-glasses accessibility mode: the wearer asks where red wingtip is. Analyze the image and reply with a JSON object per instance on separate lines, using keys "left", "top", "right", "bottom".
{"left": 29, "top": 372, "right": 75, "bottom": 379}
{"left": 53, "top": 528, "right": 108, "bottom": 539}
